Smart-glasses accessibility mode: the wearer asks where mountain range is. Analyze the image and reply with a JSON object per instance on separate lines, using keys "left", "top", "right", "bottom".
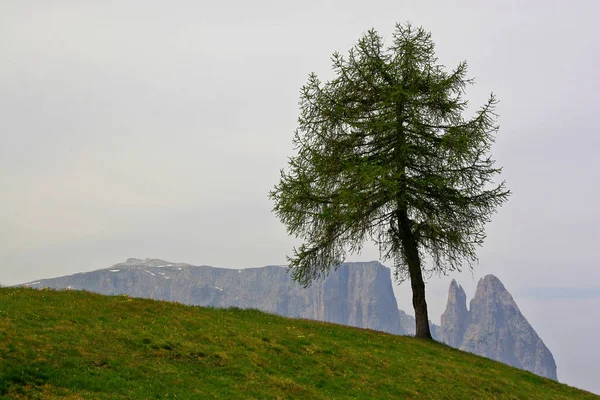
{"left": 21, "top": 258, "right": 557, "bottom": 380}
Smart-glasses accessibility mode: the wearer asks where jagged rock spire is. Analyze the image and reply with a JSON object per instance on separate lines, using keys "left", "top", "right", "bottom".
{"left": 438, "top": 275, "right": 557, "bottom": 380}
{"left": 439, "top": 279, "right": 469, "bottom": 347}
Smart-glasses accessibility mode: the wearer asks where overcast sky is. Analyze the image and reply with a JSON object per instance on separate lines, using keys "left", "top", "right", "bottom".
{"left": 1, "top": 0, "right": 599, "bottom": 394}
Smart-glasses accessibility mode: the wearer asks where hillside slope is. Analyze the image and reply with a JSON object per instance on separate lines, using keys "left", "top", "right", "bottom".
{"left": 21, "top": 259, "right": 557, "bottom": 380}
{"left": 0, "top": 288, "right": 595, "bottom": 399}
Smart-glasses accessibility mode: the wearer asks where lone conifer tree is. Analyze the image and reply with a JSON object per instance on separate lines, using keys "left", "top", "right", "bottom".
{"left": 270, "top": 23, "right": 510, "bottom": 339}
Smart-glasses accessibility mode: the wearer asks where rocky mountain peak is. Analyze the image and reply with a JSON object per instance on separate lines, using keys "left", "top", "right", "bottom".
{"left": 439, "top": 275, "right": 557, "bottom": 380}
{"left": 120, "top": 258, "right": 193, "bottom": 268}
{"left": 439, "top": 279, "right": 469, "bottom": 347}
{"left": 449, "top": 279, "right": 468, "bottom": 309}
{"left": 22, "top": 259, "right": 404, "bottom": 336}
{"left": 473, "top": 274, "right": 513, "bottom": 302}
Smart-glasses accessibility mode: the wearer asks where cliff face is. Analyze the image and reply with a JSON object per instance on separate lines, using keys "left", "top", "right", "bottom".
{"left": 23, "top": 258, "right": 405, "bottom": 336}
{"left": 438, "top": 275, "right": 557, "bottom": 380}
{"left": 438, "top": 280, "right": 469, "bottom": 347}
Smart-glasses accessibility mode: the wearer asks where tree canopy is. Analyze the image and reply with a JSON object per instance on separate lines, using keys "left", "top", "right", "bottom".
{"left": 270, "top": 23, "right": 510, "bottom": 338}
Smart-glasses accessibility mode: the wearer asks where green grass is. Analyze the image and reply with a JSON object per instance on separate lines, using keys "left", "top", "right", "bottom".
{"left": 0, "top": 288, "right": 596, "bottom": 399}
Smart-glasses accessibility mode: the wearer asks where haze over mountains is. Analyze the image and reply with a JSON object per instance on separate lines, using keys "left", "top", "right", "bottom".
{"left": 21, "top": 258, "right": 557, "bottom": 380}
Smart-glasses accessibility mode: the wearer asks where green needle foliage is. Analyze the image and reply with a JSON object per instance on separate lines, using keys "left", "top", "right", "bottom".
{"left": 270, "top": 23, "right": 510, "bottom": 338}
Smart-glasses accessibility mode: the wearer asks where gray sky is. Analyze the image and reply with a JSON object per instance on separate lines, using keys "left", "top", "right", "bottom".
{"left": 1, "top": 0, "right": 599, "bottom": 394}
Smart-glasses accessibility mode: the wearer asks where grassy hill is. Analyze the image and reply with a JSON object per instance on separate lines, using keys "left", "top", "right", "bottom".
{"left": 0, "top": 288, "right": 596, "bottom": 399}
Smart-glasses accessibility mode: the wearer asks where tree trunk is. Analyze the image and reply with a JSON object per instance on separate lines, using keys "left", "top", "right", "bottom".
{"left": 394, "top": 95, "right": 431, "bottom": 339}
{"left": 398, "top": 210, "right": 432, "bottom": 339}
{"left": 407, "top": 253, "right": 432, "bottom": 339}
